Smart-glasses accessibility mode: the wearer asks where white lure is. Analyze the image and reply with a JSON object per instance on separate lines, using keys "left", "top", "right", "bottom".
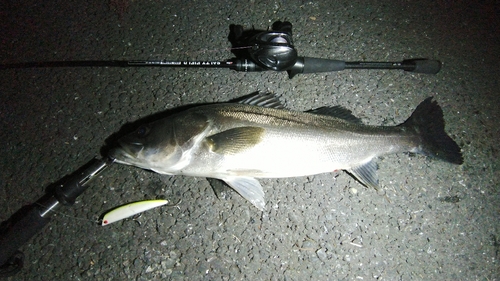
{"left": 101, "top": 199, "right": 169, "bottom": 226}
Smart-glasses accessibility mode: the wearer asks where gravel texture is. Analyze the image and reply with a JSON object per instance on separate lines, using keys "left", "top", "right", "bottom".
{"left": 1, "top": 0, "right": 499, "bottom": 280}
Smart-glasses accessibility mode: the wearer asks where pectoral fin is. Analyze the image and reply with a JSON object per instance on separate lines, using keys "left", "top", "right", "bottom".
{"left": 347, "top": 159, "right": 379, "bottom": 189}
{"left": 206, "top": 127, "right": 264, "bottom": 155}
{"left": 222, "top": 176, "right": 266, "bottom": 210}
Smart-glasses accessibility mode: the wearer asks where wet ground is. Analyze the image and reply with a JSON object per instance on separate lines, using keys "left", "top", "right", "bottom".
{"left": 1, "top": 0, "right": 499, "bottom": 280}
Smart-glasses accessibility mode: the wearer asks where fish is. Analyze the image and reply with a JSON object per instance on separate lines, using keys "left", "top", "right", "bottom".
{"left": 109, "top": 93, "right": 463, "bottom": 210}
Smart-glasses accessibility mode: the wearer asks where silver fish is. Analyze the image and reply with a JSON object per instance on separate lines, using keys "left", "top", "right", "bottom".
{"left": 109, "top": 93, "right": 463, "bottom": 210}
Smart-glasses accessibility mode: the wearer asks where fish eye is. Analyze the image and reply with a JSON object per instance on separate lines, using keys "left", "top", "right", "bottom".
{"left": 136, "top": 125, "right": 151, "bottom": 137}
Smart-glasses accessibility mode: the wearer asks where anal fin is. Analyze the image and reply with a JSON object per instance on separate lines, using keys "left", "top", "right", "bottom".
{"left": 347, "top": 159, "right": 379, "bottom": 189}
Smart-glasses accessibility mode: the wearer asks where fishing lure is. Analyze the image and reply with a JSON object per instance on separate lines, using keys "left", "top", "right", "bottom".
{"left": 101, "top": 199, "right": 169, "bottom": 226}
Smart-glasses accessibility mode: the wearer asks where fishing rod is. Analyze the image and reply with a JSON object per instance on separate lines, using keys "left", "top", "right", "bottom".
{"left": 0, "top": 157, "right": 113, "bottom": 277}
{"left": 0, "top": 21, "right": 441, "bottom": 78}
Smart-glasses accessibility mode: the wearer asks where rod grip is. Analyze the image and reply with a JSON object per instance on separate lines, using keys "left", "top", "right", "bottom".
{"left": 287, "top": 57, "right": 346, "bottom": 78}
{"left": 403, "top": 59, "right": 441, "bottom": 74}
{"left": 0, "top": 204, "right": 51, "bottom": 267}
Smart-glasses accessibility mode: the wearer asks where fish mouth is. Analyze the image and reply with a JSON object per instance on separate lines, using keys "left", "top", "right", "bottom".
{"left": 108, "top": 142, "right": 144, "bottom": 164}
{"left": 108, "top": 147, "right": 132, "bottom": 164}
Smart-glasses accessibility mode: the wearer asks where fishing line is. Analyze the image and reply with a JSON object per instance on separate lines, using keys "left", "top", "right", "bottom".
{"left": 186, "top": 45, "right": 252, "bottom": 55}
{"left": 34, "top": 198, "right": 183, "bottom": 225}
{"left": 150, "top": 46, "right": 252, "bottom": 59}
{"left": 34, "top": 202, "right": 100, "bottom": 224}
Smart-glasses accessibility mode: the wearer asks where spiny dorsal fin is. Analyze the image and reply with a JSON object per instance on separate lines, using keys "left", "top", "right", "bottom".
{"left": 237, "top": 92, "right": 285, "bottom": 109}
{"left": 308, "top": 106, "right": 362, "bottom": 123}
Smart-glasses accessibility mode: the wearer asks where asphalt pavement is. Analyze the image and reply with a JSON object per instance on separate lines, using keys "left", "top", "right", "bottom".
{"left": 0, "top": 0, "right": 499, "bottom": 280}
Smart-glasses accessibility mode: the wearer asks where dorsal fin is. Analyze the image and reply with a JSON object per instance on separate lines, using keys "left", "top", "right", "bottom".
{"left": 308, "top": 106, "right": 362, "bottom": 123}
{"left": 237, "top": 92, "right": 285, "bottom": 109}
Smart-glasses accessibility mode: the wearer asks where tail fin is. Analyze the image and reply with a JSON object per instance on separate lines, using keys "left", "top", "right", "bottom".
{"left": 401, "top": 97, "right": 463, "bottom": 164}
